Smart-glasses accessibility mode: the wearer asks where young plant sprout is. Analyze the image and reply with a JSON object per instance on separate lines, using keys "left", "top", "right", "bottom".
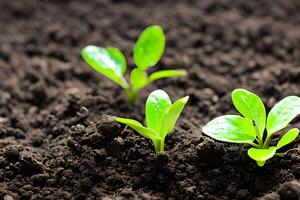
{"left": 81, "top": 25, "right": 187, "bottom": 105}
{"left": 202, "top": 89, "right": 300, "bottom": 167}
{"left": 116, "top": 89, "right": 189, "bottom": 152}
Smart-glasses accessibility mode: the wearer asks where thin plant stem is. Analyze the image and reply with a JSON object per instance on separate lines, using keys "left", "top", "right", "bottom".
{"left": 154, "top": 138, "right": 164, "bottom": 153}
{"left": 263, "top": 134, "right": 272, "bottom": 148}
{"left": 254, "top": 124, "right": 264, "bottom": 148}
{"left": 249, "top": 142, "right": 260, "bottom": 148}
{"left": 125, "top": 88, "right": 138, "bottom": 105}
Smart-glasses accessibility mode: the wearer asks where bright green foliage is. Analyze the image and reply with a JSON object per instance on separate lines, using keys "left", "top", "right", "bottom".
{"left": 231, "top": 89, "right": 266, "bottom": 141}
{"left": 202, "top": 89, "right": 300, "bottom": 167}
{"left": 81, "top": 46, "right": 128, "bottom": 88}
{"left": 276, "top": 128, "right": 299, "bottom": 149}
{"left": 202, "top": 115, "right": 257, "bottom": 144}
{"left": 116, "top": 89, "right": 189, "bottom": 153}
{"left": 266, "top": 96, "right": 300, "bottom": 135}
{"left": 81, "top": 25, "right": 187, "bottom": 105}
{"left": 247, "top": 147, "right": 277, "bottom": 167}
{"left": 134, "top": 25, "right": 165, "bottom": 70}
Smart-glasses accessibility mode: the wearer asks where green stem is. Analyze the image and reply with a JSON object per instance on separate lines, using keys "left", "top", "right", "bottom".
{"left": 154, "top": 138, "right": 164, "bottom": 153}
{"left": 254, "top": 124, "right": 264, "bottom": 148}
{"left": 275, "top": 153, "right": 285, "bottom": 157}
{"left": 263, "top": 134, "right": 272, "bottom": 148}
{"left": 275, "top": 148, "right": 300, "bottom": 157}
{"left": 249, "top": 142, "right": 260, "bottom": 148}
{"left": 125, "top": 89, "right": 138, "bottom": 105}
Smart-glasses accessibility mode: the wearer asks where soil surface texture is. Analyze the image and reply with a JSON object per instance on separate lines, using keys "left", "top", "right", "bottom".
{"left": 0, "top": 0, "right": 300, "bottom": 199}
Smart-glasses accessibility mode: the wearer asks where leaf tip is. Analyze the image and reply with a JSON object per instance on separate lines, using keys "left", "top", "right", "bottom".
{"left": 178, "top": 70, "right": 187, "bottom": 76}
{"left": 149, "top": 89, "right": 169, "bottom": 100}
{"left": 201, "top": 123, "right": 210, "bottom": 135}
{"left": 148, "top": 24, "right": 164, "bottom": 31}
{"left": 232, "top": 88, "right": 245, "bottom": 93}
{"left": 181, "top": 95, "right": 189, "bottom": 104}
{"left": 81, "top": 45, "right": 96, "bottom": 54}
{"left": 231, "top": 88, "right": 252, "bottom": 98}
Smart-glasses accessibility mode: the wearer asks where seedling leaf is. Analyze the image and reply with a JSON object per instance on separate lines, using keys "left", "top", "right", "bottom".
{"left": 231, "top": 89, "right": 266, "bottom": 140}
{"left": 146, "top": 90, "right": 171, "bottom": 133}
{"left": 134, "top": 25, "right": 165, "bottom": 70}
{"left": 149, "top": 70, "right": 187, "bottom": 83}
{"left": 276, "top": 128, "right": 299, "bottom": 149}
{"left": 115, "top": 117, "right": 159, "bottom": 140}
{"left": 116, "top": 90, "right": 188, "bottom": 153}
{"left": 203, "top": 88, "right": 300, "bottom": 166}
{"left": 130, "top": 68, "right": 148, "bottom": 92}
{"left": 162, "top": 96, "right": 189, "bottom": 137}
{"left": 202, "top": 115, "right": 257, "bottom": 144}
{"left": 266, "top": 96, "right": 300, "bottom": 135}
{"left": 82, "top": 26, "right": 187, "bottom": 105}
{"left": 247, "top": 147, "right": 277, "bottom": 167}
{"left": 81, "top": 45, "right": 128, "bottom": 88}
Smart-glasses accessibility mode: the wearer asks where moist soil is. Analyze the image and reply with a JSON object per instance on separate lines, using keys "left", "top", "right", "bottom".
{"left": 0, "top": 0, "right": 300, "bottom": 199}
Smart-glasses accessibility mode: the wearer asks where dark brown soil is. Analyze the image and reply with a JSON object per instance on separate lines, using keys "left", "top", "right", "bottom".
{"left": 0, "top": 0, "right": 300, "bottom": 199}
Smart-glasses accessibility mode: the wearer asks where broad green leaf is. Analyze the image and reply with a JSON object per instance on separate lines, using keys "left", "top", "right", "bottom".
{"left": 161, "top": 96, "right": 189, "bottom": 138}
{"left": 81, "top": 45, "right": 128, "bottom": 88}
{"left": 266, "top": 96, "right": 300, "bottom": 135}
{"left": 202, "top": 115, "right": 257, "bottom": 144}
{"left": 115, "top": 117, "right": 159, "bottom": 140}
{"left": 130, "top": 68, "right": 148, "bottom": 92}
{"left": 149, "top": 70, "right": 187, "bottom": 83}
{"left": 276, "top": 128, "right": 299, "bottom": 149}
{"left": 247, "top": 147, "right": 277, "bottom": 167}
{"left": 146, "top": 90, "right": 171, "bottom": 133}
{"left": 134, "top": 25, "right": 165, "bottom": 70}
{"left": 231, "top": 89, "right": 266, "bottom": 140}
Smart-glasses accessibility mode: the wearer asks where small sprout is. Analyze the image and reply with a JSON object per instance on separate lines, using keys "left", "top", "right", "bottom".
{"left": 81, "top": 25, "right": 187, "bottom": 105}
{"left": 202, "top": 89, "right": 300, "bottom": 167}
{"left": 116, "top": 89, "right": 189, "bottom": 153}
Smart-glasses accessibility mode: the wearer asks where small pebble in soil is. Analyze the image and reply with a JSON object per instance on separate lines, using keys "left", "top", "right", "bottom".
{"left": 96, "top": 115, "right": 122, "bottom": 140}
{"left": 278, "top": 181, "right": 300, "bottom": 199}
{"left": 107, "top": 137, "right": 124, "bottom": 158}
{"left": 3, "top": 195, "right": 14, "bottom": 200}
{"left": 94, "top": 148, "right": 107, "bottom": 162}
{"left": 30, "top": 173, "right": 49, "bottom": 186}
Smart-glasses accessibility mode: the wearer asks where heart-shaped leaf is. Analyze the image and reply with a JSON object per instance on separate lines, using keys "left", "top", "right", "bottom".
{"left": 266, "top": 96, "right": 300, "bottom": 135}
{"left": 146, "top": 90, "right": 171, "bottom": 134}
{"left": 231, "top": 89, "right": 266, "bottom": 140}
{"left": 81, "top": 45, "right": 128, "bottom": 88}
{"left": 202, "top": 115, "right": 257, "bottom": 144}
{"left": 247, "top": 147, "right": 277, "bottom": 167}
{"left": 276, "top": 128, "right": 299, "bottom": 149}
{"left": 134, "top": 25, "right": 165, "bottom": 70}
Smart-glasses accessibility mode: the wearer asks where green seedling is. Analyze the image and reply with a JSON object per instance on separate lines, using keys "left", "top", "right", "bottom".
{"left": 81, "top": 25, "right": 187, "bottom": 105}
{"left": 202, "top": 89, "right": 300, "bottom": 167}
{"left": 116, "top": 89, "right": 189, "bottom": 152}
